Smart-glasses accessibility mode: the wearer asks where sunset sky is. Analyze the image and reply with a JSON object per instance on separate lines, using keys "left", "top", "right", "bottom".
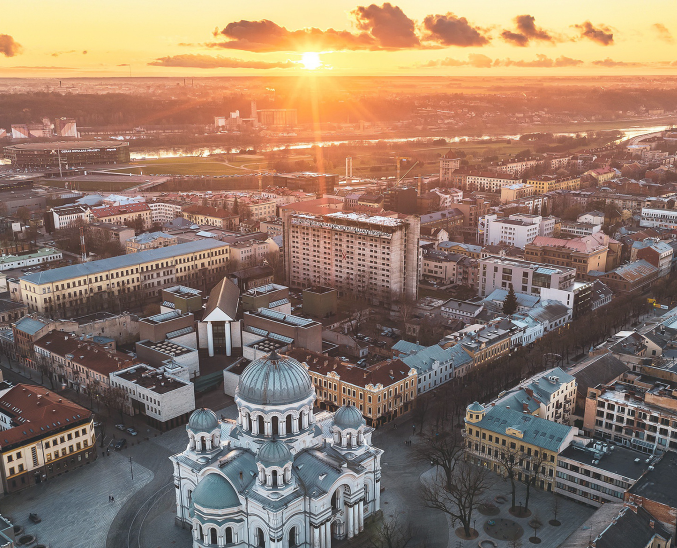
{"left": 2, "top": 0, "right": 677, "bottom": 77}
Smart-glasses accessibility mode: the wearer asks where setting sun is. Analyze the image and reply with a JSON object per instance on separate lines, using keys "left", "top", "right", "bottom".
{"left": 301, "top": 52, "right": 322, "bottom": 70}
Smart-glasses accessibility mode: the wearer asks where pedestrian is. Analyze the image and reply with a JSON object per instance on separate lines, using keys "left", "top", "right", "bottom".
{"left": 111, "top": 496, "right": 115, "bottom": 502}
{"left": 108, "top": 495, "right": 111, "bottom": 502}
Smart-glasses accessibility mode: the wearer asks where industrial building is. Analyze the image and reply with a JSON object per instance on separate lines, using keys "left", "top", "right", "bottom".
{"left": 4, "top": 141, "right": 130, "bottom": 168}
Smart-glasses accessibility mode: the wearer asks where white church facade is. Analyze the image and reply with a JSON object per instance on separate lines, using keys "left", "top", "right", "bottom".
{"left": 171, "top": 350, "right": 383, "bottom": 548}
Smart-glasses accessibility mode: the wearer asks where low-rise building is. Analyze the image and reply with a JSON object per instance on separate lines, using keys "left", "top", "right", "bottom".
{"left": 421, "top": 251, "right": 463, "bottom": 285}
{"left": 125, "top": 232, "right": 178, "bottom": 253}
{"left": 0, "top": 384, "right": 96, "bottom": 494}
{"left": 556, "top": 439, "right": 650, "bottom": 507}
{"left": 464, "top": 401, "right": 576, "bottom": 492}
{"left": 135, "top": 339, "right": 199, "bottom": 378}
{"left": 481, "top": 214, "right": 555, "bottom": 249}
{"left": 478, "top": 256, "right": 577, "bottom": 298}
{"left": 243, "top": 308, "right": 322, "bottom": 354}
{"left": 0, "top": 248, "right": 62, "bottom": 272}
{"left": 287, "top": 349, "right": 417, "bottom": 426}
{"left": 527, "top": 175, "right": 581, "bottom": 195}
{"left": 440, "top": 299, "right": 484, "bottom": 322}
{"left": 182, "top": 205, "right": 239, "bottom": 230}
{"left": 148, "top": 202, "right": 182, "bottom": 224}
{"left": 525, "top": 234, "right": 614, "bottom": 279}
{"left": 559, "top": 221, "right": 602, "bottom": 238}
{"left": 47, "top": 205, "right": 91, "bottom": 231}
{"left": 34, "top": 331, "right": 137, "bottom": 394}
{"left": 584, "top": 260, "right": 658, "bottom": 295}
{"left": 110, "top": 364, "right": 195, "bottom": 430}
{"left": 91, "top": 203, "right": 152, "bottom": 230}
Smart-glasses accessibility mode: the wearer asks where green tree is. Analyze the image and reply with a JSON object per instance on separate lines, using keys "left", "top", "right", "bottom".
{"left": 503, "top": 284, "right": 518, "bottom": 315}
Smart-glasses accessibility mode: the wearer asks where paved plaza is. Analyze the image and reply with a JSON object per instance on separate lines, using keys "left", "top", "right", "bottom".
{"left": 0, "top": 450, "right": 152, "bottom": 548}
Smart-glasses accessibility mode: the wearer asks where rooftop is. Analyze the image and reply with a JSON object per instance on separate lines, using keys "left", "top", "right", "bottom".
{"left": 559, "top": 440, "right": 649, "bottom": 481}
{"left": 21, "top": 239, "right": 227, "bottom": 286}
{"left": 628, "top": 451, "right": 677, "bottom": 508}
{"left": 91, "top": 202, "right": 150, "bottom": 218}
{"left": 0, "top": 384, "right": 91, "bottom": 448}
{"left": 112, "top": 365, "right": 190, "bottom": 394}
{"left": 137, "top": 339, "right": 195, "bottom": 357}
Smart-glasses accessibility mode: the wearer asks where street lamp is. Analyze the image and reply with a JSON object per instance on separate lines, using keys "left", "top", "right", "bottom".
{"left": 129, "top": 456, "right": 134, "bottom": 480}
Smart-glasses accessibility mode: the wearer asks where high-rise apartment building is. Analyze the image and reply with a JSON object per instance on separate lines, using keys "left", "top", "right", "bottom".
{"left": 282, "top": 211, "right": 420, "bottom": 304}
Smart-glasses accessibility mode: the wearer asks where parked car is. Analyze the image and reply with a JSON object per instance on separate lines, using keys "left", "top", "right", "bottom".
{"left": 115, "top": 424, "right": 126, "bottom": 431}
{"left": 114, "top": 439, "right": 127, "bottom": 451}
{"left": 126, "top": 427, "right": 138, "bottom": 436}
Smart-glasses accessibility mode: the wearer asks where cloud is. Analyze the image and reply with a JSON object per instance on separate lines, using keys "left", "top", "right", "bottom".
{"left": 592, "top": 57, "right": 642, "bottom": 67}
{"left": 0, "top": 34, "right": 22, "bottom": 57}
{"left": 148, "top": 54, "right": 297, "bottom": 69}
{"left": 210, "top": 5, "right": 489, "bottom": 51}
{"left": 211, "top": 19, "right": 376, "bottom": 52}
{"left": 653, "top": 23, "right": 674, "bottom": 44}
{"left": 4, "top": 66, "right": 72, "bottom": 70}
{"left": 352, "top": 3, "right": 419, "bottom": 48}
{"left": 468, "top": 53, "right": 492, "bottom": 68}
{"left": 498, "top": 54, "right": 583, "bottom": 67}
{"left": 421, "top": 13, "right": 490, "bottom": 47}
{"left": 501, "top": 15, "right": 554, "bottom": 46}
{"left": 418, "top": 54, "right": 493, "bottom": 68}
{"left": 575, "top": 21, "right": 614, "bottom": 45}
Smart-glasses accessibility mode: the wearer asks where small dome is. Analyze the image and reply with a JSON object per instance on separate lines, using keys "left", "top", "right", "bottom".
{"left": 188, "top": 408, "right": 219, "bottom": 433}
{"left": 334, "top": 405, "right": 366, "bottom": 430}
{"left": 257, "top": 439, "right": 293, "bottom": 467}
{"left": 237, "top": 350, "right": 314, "bottom": 406}
{"left": 467, "top": 401, "right": 484, "bottom": 412}
{"left": 192, "top": 474, "right": 240, "bottom": 510}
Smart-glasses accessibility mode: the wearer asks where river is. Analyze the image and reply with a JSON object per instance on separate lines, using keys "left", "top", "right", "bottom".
{"left": 128, "top": 123, "right": 673, "bottom": 161}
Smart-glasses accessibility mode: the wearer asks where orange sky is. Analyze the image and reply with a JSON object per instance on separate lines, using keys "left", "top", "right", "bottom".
{"left": 1, "top": 1, "right": 676, "bottom": 77}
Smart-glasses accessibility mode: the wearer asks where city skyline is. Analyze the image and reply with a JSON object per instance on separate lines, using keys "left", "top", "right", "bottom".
{"left": 1, "top": 0, "right": 677, "bottom": 77}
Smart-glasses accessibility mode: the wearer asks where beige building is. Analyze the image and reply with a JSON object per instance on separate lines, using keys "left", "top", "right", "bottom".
{"left": 182, "top": 205, "right": 239, "bottom": 230}
{"left": 126, "top": 232, "right": 179, "bottom": 253}
{"left": 0, "top": 384, "right": 96, "bottom": 494}
{"left": 19, "top": 239, "right": 230, "bottom": 316}
{"left": 288, "top": 348, "right": 417, "bottom": 426}
{"left": 527, "top": 175, "right": 581, "bottom": 195}
{"left": 282, "top": 211, "right": 420, "bottom": 304}
{"left": 91, "top": 203, "right": 152, "bottom": 229}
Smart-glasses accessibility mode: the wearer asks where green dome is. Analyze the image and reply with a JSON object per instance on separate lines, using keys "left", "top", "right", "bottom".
{"left": 237, "top": 350, "right": 314, "bottom": 406}
{"left": 467, "top": 402, "right": 484, "bottom": 412}
{"left": 257, "top": 439, "right": 293, "bottom": 467}
{"left": 192, "top": 474, "right": 240, "bottom": 510}
{"left": 188, "top": 408, "right": 219, "bottom": 433}
{"left": 334, "top": 405, "right": 366, "bottom": 430}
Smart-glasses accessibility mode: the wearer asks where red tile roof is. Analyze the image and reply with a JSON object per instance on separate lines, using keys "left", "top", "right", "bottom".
{"left": 92, "top": 202, "right": 150, "bottom": 218}
{"left": 0, "top": 384, "right": 91, "bottom": 448}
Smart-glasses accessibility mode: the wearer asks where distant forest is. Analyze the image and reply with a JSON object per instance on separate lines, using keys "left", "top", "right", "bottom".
{"left": 0, "top": 86, "right": 676, "bottom": 128}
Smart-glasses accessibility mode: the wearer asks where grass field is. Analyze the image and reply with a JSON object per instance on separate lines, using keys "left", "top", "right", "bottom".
{"left": 121, "top": 156, "right": 264, "bottom": 176}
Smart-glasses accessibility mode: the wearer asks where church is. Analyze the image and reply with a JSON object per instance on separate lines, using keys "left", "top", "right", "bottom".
{"left": 171, "top": 350, "right": 383, "bottom": 548}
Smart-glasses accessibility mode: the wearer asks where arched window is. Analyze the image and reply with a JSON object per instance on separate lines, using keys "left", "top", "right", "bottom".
{"left": 286, "top": 414, "right": 292, "bottom": 434}
{"left": 197, "top": 523, "right": 203, "bottom": 539}
{"left": 288, "top": 526, "right": 298, "bottom": 548}
{"left": 210, "top": 528, "right": 218, "bottom": 545}
{"left": 272, "top": 416, "right": 279, "bottom": 436}
{"left": 272, "top": 469, "right": 278, "bottom": 487}
{"left": 248, "top": 416, "right": 253, "bottom": 432}
{"left": 258, "top": 416, "right": 264, "bottom": 435}
{"left": 256, "top": 528, "right": 265, "bottom": 548}
{"left": 297, "top": 415, "right": 303, "bottom": 432}
{"left": 226, "top": 527, "right": 233, "bottom": 545}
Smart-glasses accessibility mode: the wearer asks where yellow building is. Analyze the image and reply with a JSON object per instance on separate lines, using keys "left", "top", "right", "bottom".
{"left": 288, "top": 349, "right": 417, "bottom": 426}
{"left": 182, "top": 205, "right": 239, "bottom": 230}
{"left": 19, "top": 239, "right": 230, "bottom": 316}
{"left": 0, "top": 384, "right": 96, "bottom": 494}
{"left": 526, "top": 176, "right": 581, "bottom": 195}
{"left": 464, "top": 401, "right": 576, "bottom": 492}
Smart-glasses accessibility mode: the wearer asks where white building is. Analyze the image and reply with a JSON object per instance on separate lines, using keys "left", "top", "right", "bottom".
{"left": 0, "top": 248, "right": 62, "bottom": 272}
{"left": 577, "top": 211, "right": 605, "bottom": 226}
{"left": 559, "top": 221, "right": 602, "bottom": 238}
{"left": 50, "top": 205, "right": 91, "bottom": 230}
{"left": 171, "top": 351, "right": 382, "bottom": 548}
{"left": 640, "top": 208, "right": 677, "bottom": 230}
{"left": 110, "top": 364, "right": 196, "bottom": 430}
{"left": 149, "top": 202, "right": 182, "bottom": 224}
{"left": 478, "top": 256, "right": 577, "bottom": 298}
{"left": 481, "top": 214, "right": 555, "bottom": 249}
{"left": 467, "top": 173, "right": 520, "bottom": 192}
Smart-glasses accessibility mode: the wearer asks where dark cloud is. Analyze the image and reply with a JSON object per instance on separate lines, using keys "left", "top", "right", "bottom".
{"left": 501, "top": 15, "right": 554, "bottom": 46}
{"left": 499, "top": 54, "right": 583, "bottom": 67}
{"left": 575, "top": 21, "right": 614, "bottom": 45}
{"left": 653, "top": 23, "right": 674, "bottom": 44}
{"left": 592, "top": 58, "right": 642, "bottom": 67}
{"left": 211, "top": 19, "right": 376, "bottom": 52}
{"left": 421, "top": 13, "right": 490, "bottom": 47}
{"left": 352, "top": 3, "right": 419, "bottom": 48}
{"left": 148, "top": 54, "right": 297, "bottom": 69}
{"left": 0, "top": 34, "right": 22, "bottom": 57}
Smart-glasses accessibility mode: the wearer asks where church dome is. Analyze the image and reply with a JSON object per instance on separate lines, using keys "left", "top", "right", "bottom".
{"left": 192, "top": 474, "right": 240, "bottom": 510}
{"left": 257, "top": 439, "right": 293, "bottom": 467}
{"left": 188, "top": 408, "right": 219, "bottom": 433}
{"left": 334, "top": 405, "right": 366, "bottom": 430}
{"left": 237, "top": 350, "right": 314, "bottom": 406}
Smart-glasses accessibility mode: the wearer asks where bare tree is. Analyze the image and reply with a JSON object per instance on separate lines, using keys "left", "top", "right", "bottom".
{"left": 369, "top": 517, "right": 418, "bottom": 548}
{"left": 102, "top": 386, "right": 128, "bottom": 422}
{"left": 415, "top": 425, "right": 464, "bottom": 490}
{"left": 420, "top": 460, "right": 489, "bottom": 538}
{"left": 412, "top": 395, "right": 431, "bottom": 435}
{"left": 495, "top": 446, "right": 521, "bottom": 512}
{"left": 35, "top": 353, "right": 56, "bottom": 389}
{"left": 521, "top": 453, "right": 546, "bottom": 514}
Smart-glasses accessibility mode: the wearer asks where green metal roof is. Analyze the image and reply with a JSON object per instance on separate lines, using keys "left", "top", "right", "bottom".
{"left": 192, "top": 473, "right": 240, "bottom": 510}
